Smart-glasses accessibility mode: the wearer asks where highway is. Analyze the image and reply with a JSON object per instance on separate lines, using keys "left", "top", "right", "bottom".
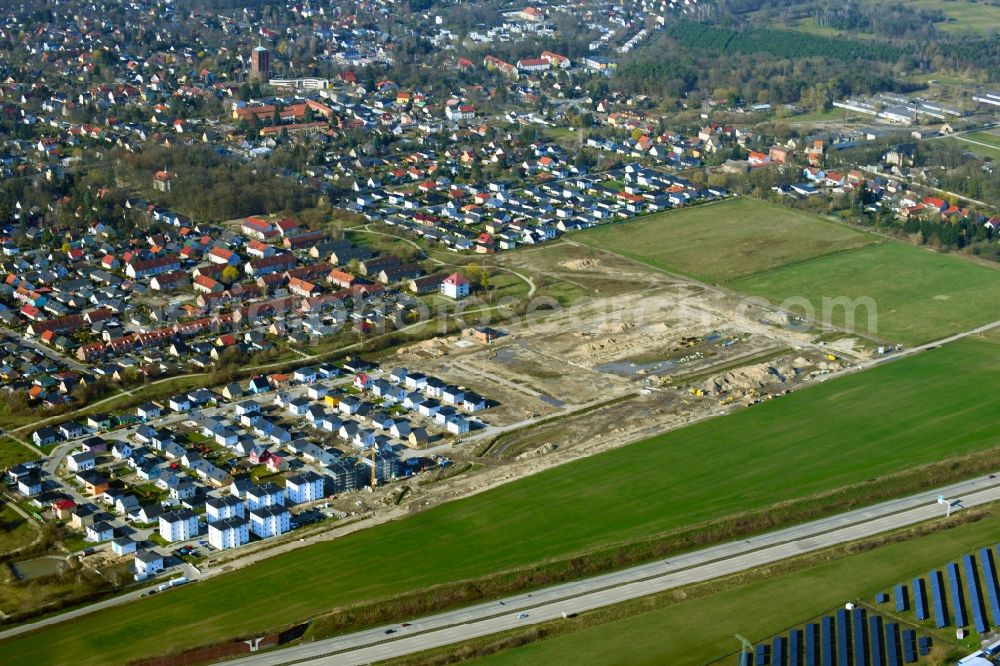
{"left": 220, "top": 473, "right": 1000, "bottom": 665}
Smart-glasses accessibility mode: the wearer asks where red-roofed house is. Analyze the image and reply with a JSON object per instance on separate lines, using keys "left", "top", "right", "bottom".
{"left": 208, "top": 247, "right": 239, "bottom": 265}
{"left": 441, "top": 273, "right": 470, "bottom": 300}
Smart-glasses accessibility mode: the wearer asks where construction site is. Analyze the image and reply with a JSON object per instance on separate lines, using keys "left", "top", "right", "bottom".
{"left": 379, "top": 241, "right": 871, "bottom": 488}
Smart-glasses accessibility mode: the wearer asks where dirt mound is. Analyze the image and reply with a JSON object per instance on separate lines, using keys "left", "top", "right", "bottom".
{"left": 701, "top": 360, "right": 796, "bottom": 397}
{"left": 515, "top": 442, "right": 559, "bottom": 460}
{"left": 598, "top": 321, "right": 635, "bottom": 334}
{"left": 560, "top": 258, "right": 600, "bottom": 270}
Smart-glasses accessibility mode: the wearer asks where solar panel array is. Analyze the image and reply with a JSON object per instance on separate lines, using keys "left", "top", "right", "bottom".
{"left": 890, "top": 546, "right": 1000, "bottom": 634}
{"left": 735, "top": 543, "right": 1000, "bottom": 665}
{"left": 740, "top": 608, "right": 924, "bottom": 665}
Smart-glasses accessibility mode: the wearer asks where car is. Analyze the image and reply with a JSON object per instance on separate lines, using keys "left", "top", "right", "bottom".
{"left": 516, "top": 613, "right": 529, "bottom": 619}
{"left": 384, "top": 629, "right": 396, "bottom": 635}
{"left": 400, "top": 623, "right": 411, "bottom": 627}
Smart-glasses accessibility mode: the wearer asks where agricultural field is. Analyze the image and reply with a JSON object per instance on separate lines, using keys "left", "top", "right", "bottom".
{"left": 734, "top": 243, "right": 1000, "bottom": 345}
{"left": 574, "top": 199, "right": 877, "bottom": 283}
{"left": 471, "top": 508, "right": 1000, "bottom": 666}
{"left": 7, "top": 336, "right": 1000, "bottom": 665}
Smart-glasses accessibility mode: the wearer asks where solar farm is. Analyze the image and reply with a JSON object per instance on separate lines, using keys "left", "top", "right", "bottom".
{"left": 740, "top": 607, "right": 930, "bottom": 666}
{"left": 745, "top": 543, "right": 1000, "bottom": 665}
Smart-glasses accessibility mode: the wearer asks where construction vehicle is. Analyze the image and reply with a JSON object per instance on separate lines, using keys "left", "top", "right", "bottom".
{"left": 826, "top": 353, "right": 837, "bottom": 361}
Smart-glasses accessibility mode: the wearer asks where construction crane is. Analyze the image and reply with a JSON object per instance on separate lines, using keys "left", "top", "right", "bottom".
{"left": 369, "top": 445, "right": 378, "bottom": 489}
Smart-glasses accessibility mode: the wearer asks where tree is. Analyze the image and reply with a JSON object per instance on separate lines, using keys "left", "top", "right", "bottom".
{"left": 221, "top": 265, "right": 240, "bottom": 285}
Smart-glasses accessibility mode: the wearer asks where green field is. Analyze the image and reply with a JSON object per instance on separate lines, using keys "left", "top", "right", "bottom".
{"left": 882, "top": 0, "right": 1000, "bottom": 33}
{"left": 734, "top": 242, "right": 1000, "bottom": 344}
{"left": 575, "top": 199, "right": 876, "bottom": 283}
{"left": 952, "top": 131, "right": 1000, "bottom": 161}
{"left": 0, "top": 503, "right": 38, "bottom": 556}
{"left": 7, "top": 337, "right": 1000, "bottom": 664}
{"left": 0, "top": 438, "right": 39, "bottom": 470}
{"left": 472, "top": 510, "right": 1000, "bottom": 666}
{"left": 771, "top": 0, "right": 1000, "bottom": 35}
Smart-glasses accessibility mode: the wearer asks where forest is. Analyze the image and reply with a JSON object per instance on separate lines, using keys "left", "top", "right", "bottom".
{"left": 664, "top": 21, "right": 904, "bottom": 62}
{"left": 117, "top": 145, "right": 316, "bottom": 222}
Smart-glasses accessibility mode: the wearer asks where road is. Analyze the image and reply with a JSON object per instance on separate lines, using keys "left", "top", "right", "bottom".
{"left": 218, "top": 473, "right": 1000, "bottom": 665}
{"left": 0, "top": 325, "right": 88, "bottom": 373}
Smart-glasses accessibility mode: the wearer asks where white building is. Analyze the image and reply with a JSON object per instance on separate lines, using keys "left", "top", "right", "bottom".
{"left": 134, "top": 550, "right": 165, "bottom": 577}
{"left": 246, "top": 482, "right": 285, "bottom": 511}
{"left": 158, "top": 508, "right": 199, "bottom": 542}
{"left": 285, "top": 471, "right": 325, "bottom": 504}
{"left": 208, "top": 516, "right": 250, "bottom": 550}
{"left": 249, "top": 505, "right": 290, "bottom": 538}
{"left": 441, "top": 273, "right": 470, "bottom": 299}
{"left": 206, "top": 495, "right": 245, "bottom": 523}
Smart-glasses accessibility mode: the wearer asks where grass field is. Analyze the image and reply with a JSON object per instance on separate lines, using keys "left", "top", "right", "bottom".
{"left": 7, "top": 336, "right": 1000, "bottom": 664}
{"left": 879, "top": 0, "right": 1000, "bottom": 33}
{"left": 0, "top": 438, "right": 39, "bottom": 470}
{"left": 734, "top": 242, "right": 1000, "bottom": 344}
{"left": 471, "top": 510, "right": 1000, "bottom": 666}
{"left": 951, "top": 131, "right": 1000, "bottom": 161}
{"left": 784, "top": 105, "right": 861, "bottom": 123}
{"left": 0, "top": 503, "right": 38, "bottom": 556}
{"left": 769, "top": 0, "right": 1000, "bottom": 35}
{"left": 574, "top": 199, "right": 876, "bottom": 283}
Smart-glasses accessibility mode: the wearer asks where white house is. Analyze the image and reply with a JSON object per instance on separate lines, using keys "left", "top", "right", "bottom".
{"left": 245, "top": 483, "right": 285, "bottom": 511}
{"left": 208, "top": 516, "right": 250, "bottom": 550}
{"left": 136, "top": 403, "right": 161, "bottom": 420}
{"left": 293, "top": 367, "right": 317, "bottom": 384}
{"left": 305, "top": 384, "right": 327, "bottom": 400}
{"left": 388, "top": 420, "right": 411, "bottom": 439}
{"left": 134, "top": 550, "right": 165, "bottom": 578}
{"left": 441, "top": 386, "right": 465, "bottom": 405}
{"left": 67, "top": 451, "right": 97, "bottom": 472}
{"left": 286, "top": 398, "right": 310, "bottom": 416}
{"left": 235, "top": 400, "right": 261, "bottom": 417}
{"left": 249, "top": 505, "right": 290, "bottom": 538}
{"left": 206, "top": 495, "right": 245, "bottom": 523}
{"left": 112, "top": 536, "right": 137, "bottom": 557}
{"left": 158, "top": 508, "right": 199, "bottom": 542}
{"left": 167, "top": 395, "right": 191, "bottom": 412}
{"left": 441, "top": 273, "right": 470, "bottom": 299}
{"left": 285, "top": 471, "right": 325, "bottom": 504}
{"left": 86, "top": 521, "right": 115, "bottom": 542}
{"left": 446, "top": 416, "right": 471, "bottom": 435}
{"left": 112, "top": 441, "right": 134, "bottom": 460}
{"left": 338, "top": 396, "right": 361, "bottom": 415}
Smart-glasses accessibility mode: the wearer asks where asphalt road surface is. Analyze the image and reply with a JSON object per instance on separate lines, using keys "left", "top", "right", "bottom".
{"left": 219, "top": 473, "right": 1000, "bottom": 665}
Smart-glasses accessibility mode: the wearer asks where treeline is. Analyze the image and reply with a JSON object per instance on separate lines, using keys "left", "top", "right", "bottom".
{"left": 612, "top": 33, "right": 905, "bottom": 106}
{"left": 665, "top": 21, "right": 903, "bottom": 62}
{"left": 812, "top": 2, "right": 944, "bottom": 37}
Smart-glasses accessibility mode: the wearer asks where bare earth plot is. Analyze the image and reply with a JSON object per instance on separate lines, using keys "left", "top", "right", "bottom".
{"left": 399, "top": 242, "right": 862, "bottom": 462}
{"left": 573, "top": 198, "right": 877, "bottom": 283}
